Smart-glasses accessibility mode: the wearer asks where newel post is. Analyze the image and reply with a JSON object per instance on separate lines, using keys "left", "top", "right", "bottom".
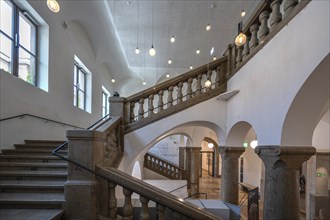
{"left": 109, "top": 97, "right": 126, "bottom": 119}
{"left": 64, "top": 130, "right": 105, "bottom": 220}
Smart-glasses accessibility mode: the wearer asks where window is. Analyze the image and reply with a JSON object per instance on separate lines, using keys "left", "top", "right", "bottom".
{"left": 0, "top": 0, "right": 37, "bottom": 85}
{"left": 102, "top": 86, "right": 110, "bottom": 117}
{"left": 73, "top": 62, "right": 87, "bottom": 110}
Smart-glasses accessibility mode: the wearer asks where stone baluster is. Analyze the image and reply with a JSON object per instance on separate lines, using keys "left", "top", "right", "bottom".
{"left": 138, "top": 98, "right": 145, "bottom": 120}
{"left": 249, "top": 23, "right": 259, "bottom": 52}
{"left": 215, "top": 66, "right": 221, "bottom": 88}
{"left": 148, "top": 94, "right": 154, "bottom": 117}
{"left": 255, "top": 146, "right": 316, "bottom": 220}
{"left": 219, "top": 64, "right": 226, "bottom": 85}
{"left": 242, "top": 36, "right": 250, "bottom": 60}
{"left": 139, "top": 196, "right": 150, "bottom": 220}
{"left": 186, "top": 78, "right": 193, "bottom": 100}
{"left": 157, "top": 203, "right": 165, "bottom": 220}
{"left": 109, "top": 182, "right": 118, "bottom": 219}
{"left": 206, "top": 70, "right": 212, "bottom": 92}
{"left": 258, "top": 10, "right": 270, "bottom": 42}
{"left": 196, "top": 74, "right": 202, "bottom": 95}
{"left": 123, "top": 188, "right": 133, "bottom": 220}
{"left": 167, "top": 86, "right": 174, "bottom": 108}
{"left": 284, "top": 0, "right": 298, "bottom": 18}
{"left": 177, "top": 82, "right": 183, "bottom": 104}
{"left": 235, "top": 46, "right": 242, "bottom": 65}
{"left": 270, "top": 0, "right": 283, "bottom": 31}
{"left": 158, "top": 90, "right": 164, "bottom": 113}
{"left": 130, "top": 102, "right": 135, "bottom": 122}
{"left": 219, "top": 146, "right": 245, "bottom": 205}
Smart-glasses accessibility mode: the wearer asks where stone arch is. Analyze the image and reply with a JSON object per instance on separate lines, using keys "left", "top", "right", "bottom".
{"left": 226, "top": 121, "right": 256, "bottom": 146}
{"left": 131, "top": 161, "right": 142, "bottom": 179}
{"left": 281, "top": 54, "right": 329, "bottom": 146}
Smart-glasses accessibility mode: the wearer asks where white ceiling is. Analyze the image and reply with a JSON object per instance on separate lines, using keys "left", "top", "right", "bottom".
{"left": 58, "top": 0, "right": 260, "bottom": 87}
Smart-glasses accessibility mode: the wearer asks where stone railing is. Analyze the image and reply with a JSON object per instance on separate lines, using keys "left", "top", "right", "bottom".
{"left": 96, "top": 165, "right": 221, "bottom": 220}
{"left": 144, "top": 152, "right": 186, "bottom": 180}
{"left": 227, "top": 0, "right": 311, "bottom": 77}
{"left": 122, "top": 57, "right": 228, "bottom": 133}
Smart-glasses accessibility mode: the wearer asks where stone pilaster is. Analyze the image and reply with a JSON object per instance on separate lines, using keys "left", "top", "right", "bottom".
{"left": 185, "top": 147, "right": 201, "bottom": 197}
{"left": 64, "top": 130, "right": 105, "bottom": 220}
{"left": 219, "top": 146, "right": 245, "bottom": 205}
{"left": 255, "top": 146, "right": 316, "bottom": 220}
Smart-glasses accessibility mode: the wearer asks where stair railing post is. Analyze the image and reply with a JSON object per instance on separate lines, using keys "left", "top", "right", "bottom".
{"left": 139, "top": 195, "right": 150, "bottom": 220}
{"left": 148, "top": 94, "right": 154, "bottom": 117}
{"left": 157, "top": 203, "right": 165, "bottom": 220}
{"left": 123, "top": 187, "right": 134, "bottom": 220}
{"left": 177, "top": 82, "right": 183, "bottom": 104}
{"left": 186, "top": 78, "right": 193, "bottom": 100}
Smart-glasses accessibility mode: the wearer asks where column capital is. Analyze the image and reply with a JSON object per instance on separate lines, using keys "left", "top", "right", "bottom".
{"left": 219, "top": 146, "right": 245, "bottom": 160}
{"left": 255, "top": 145, "right": 316, "bottom": 170}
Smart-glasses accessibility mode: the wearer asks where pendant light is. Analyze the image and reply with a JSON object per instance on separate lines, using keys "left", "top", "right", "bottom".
{"left": 206, "top": 24, "right": 211, "bottom": 31}
{"left": 235, "top": 21, "right": 246, "bottom": 47}
{"left": 170, "top": 36, "right": 175, "bottom": 43}
{"left": 168, "top": 58, "right": 172, "bottom": 64}
{"left": 47, "top": 0, "right": 60, "bottom": 13}
{"left": 149, "top": 0, "right": 156, "bottom": 56}
{"left": 169, "top": 2, "right": 175, "bottom": 43}
{"left": 166, "top": 73, "right": 170, "bottom": 78}
{"left": 196, "top": 49, "right": 200, "bottom": 54}
{"left": 111, "top": 77, "right": 116, "bottom": 83}
{"left": 135, "top": 0, "right": 140, "bottom": 54}
{"left": 190, "top": 65, "right": 193, "bottom": 70}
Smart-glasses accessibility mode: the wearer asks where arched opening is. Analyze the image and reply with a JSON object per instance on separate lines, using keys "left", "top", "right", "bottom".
{"left": 132, "top": 161, "right": 142, "bottom": 180}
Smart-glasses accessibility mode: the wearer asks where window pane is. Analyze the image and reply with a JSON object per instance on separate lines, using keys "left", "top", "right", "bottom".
{"left": 74, "top": 65, "right": 77, "bottom": 85}
{"left": 19, "top": 12, "right": 36, "bottom": 54}
{"left": 0, "top": 34, "right": 12, "bottom": 73}
{"left": 73, "top": 86, "right": 77, "bottom": 106}
{"left": 0, "top": 0, "right": 13, "bottom": 37}
{"left": 18, "top": 47, "right": 36, "bottom": 85}
{"left": 79, "top": 70, "right": 85, "bottom": 91}
{"left": 78, "top": 90, "right": 85, "bottom": 109}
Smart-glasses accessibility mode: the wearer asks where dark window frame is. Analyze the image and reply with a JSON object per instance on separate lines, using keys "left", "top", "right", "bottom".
{"left": 0, "top": 0, "right": 38, "bottom": 85}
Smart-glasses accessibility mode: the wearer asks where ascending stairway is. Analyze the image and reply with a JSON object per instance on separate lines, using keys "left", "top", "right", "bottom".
{"left": 0, "top": 140, "right": 66, "bottom": 220}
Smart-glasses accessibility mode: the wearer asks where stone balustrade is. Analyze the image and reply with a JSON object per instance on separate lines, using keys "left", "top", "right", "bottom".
{"left": 228, "top": 0, "right": 311, "bottom": 77}
{"left": 123, "top": 57, "right": 228, "bottom": 133}
{"left": 96, "top": 165, "right": 221, "bottom": 220}
{"left": 144, "top": 152, "right": 186, "bottom": 180}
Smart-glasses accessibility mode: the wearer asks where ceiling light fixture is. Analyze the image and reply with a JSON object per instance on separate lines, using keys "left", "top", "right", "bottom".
{"left": 166, "top": 73, "right": 170, "bottom": 78}
{"left": 205, "top": 80, "right": 212, "bottom": 88}
{"left": 135, "top": 47, "right": 140, "bottom": 54}
{"left": 235, "top": 21, "right": 246, "bottom": 47}
{"left": 213, "top": 56, "right": 217, "bottom": 61}
{"left": 250, "top": 140, "right": 258, "bottom": 149}
{"left": 135, "top": 0, "right": 140, "bottom": 55}
{"left": 149, "top": 0, "right": 156, "bottom": 56}
{"left": 111, "top": 77, "right": 116, "bottom": 83}
{"left": 143, "top": 80, "right": 146, "bottom": 86}
{"left": 241, "top": 10, "right": 246, "bottom": 17}
{"left": 207, "top": 142, "right": 214, "bottom": 148}
{"left": 190, "top": 65, "right": 193, "bottom": 70}
{"left": 47, "top": 0, "right": 60, "bottom": 13}
{"left": 206, "top": 24, "right": 211, "bottom": 31}
{"left": 170, "top": 36, "right": 175, "bottom": 43}
{"left": 168, "top": 58, "right": 172, "bottom": 64}
{"left": 196, "top": 49, "right": 200, "bottom": 54}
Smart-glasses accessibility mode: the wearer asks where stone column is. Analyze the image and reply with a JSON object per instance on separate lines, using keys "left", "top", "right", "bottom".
{"left": 64, "top": 130, "right": 106, "bottom": 220}
{"left": 255, "top": 146, "right": 316, "bottom": 220}
{"left": 179, "top": 147, "right": 185, "bottom": 169}
{"left": 219, "top": 146, "right": 245, "bottom": 205}
{"left": 185, "top": 147, "right": 201, "bottom": 197}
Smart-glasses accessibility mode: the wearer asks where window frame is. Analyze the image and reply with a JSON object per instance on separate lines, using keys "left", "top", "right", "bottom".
{"left": 73, "top": 61, "right": 87, "bottom": 111}
{"left": 0, "top": 0, "right": 38, "bottom": 85}
{"left": 102, "top": 88, "right": 110, "bottom": 118}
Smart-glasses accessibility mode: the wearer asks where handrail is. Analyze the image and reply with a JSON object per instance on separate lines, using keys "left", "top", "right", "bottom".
{"left": 0, "top": 113, "right": 84, "bottom": 129}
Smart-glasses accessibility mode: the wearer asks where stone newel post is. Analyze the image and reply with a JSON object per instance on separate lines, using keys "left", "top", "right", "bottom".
{"left": 219, "top": 146, "right": 245, "bottom": 205}
{"left": 64, "top": 130, "right": 105, "bottom": 220}
{"left": 255, "top": 146, "right": 316, "bottom": 220}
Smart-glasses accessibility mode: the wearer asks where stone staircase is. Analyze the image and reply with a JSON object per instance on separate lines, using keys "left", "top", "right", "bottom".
{"left": 0, "top": 140, "right": 66, "bottom": 220}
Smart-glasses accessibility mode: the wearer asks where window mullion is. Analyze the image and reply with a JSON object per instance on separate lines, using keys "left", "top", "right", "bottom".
{"left": 11, "top": 3, "right": 19, "bottom": 77}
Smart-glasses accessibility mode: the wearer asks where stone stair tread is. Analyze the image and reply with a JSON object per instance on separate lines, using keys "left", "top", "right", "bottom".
{"left": 0, "top": 155, "right": 66, "bottom": 159}
{"left": 0, "top": 192, "right": 65, "bottom": 202}
{"left": 25, "top": 140, "right": 66, "bottom": 144}
{"left": 0, "top": 170, "right": 67, "bottom": 176}
{"left": 0, "top": 180, "right": 66, "bottom": 188}
{"left": 2, "top": 149, "right": 67, "bottom": 153}
{"left": 0, "top": 209, "right": 64, "bottom": 220}
{"left": 0, "top": 162, "right": 67, "bottom": 167}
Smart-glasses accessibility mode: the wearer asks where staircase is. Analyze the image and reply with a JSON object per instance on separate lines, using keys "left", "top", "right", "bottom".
{"left": 0, "top": 140, "right": 66, "bottom": 220}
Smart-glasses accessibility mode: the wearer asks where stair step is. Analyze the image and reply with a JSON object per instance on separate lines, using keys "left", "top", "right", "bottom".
{"left": 0, "top": 162, "right": 67, "bottom": 171}
{"left": 24, "top": 140, "right": 66, "bottom": 147}
{"left": 0, "top": 155, "right": 66, "bottom": 163}
{"left": 1, "top": 149, "right": 67, "bottom": 155}
{"left": 0, "top": 170, "right": 67, "bottom": 180}
{"left": 0, "top": 180, "right": 65, "bottom": 193}
{"left": 0, "top": 209, "right": 64, "bottom": 220}
{"left": 14, "top": 144, "right": 67, "bottom": 150}
{"left": 0, "top": 193, "right": 64, "bottom": 209}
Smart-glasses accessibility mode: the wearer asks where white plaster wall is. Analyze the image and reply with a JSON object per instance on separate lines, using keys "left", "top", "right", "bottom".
{"left": 226, "top": 1, "right": 330, "bottom": 145}
{"left": 0, "top": 1, "right": 116, "bottom": 149}
{"left": 313, "top": 110, "right": 330, "bottom": 152}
